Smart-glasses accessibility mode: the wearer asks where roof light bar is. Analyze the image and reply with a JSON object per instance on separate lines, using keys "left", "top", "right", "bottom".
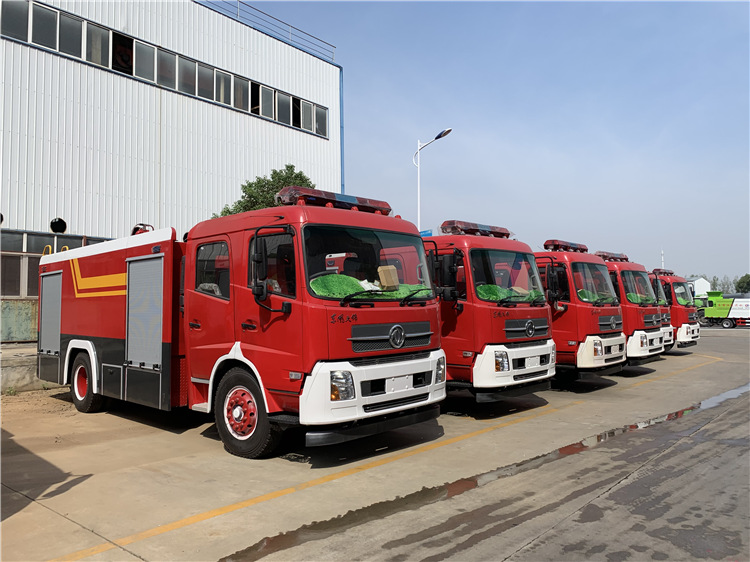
{"left": 595, "top": 251, "right": 629, "bottom": 262}
{"left": 543, "top": 239, "right": 589, "bottom": 253}
{"left": 440, "top": 220, "right": 510, "bottom": 238}
{"left": 275, "top": 186, "right": 392, "bottom": 215}
{"left": 652, "top": 268, "right": 675, "bottom": 276}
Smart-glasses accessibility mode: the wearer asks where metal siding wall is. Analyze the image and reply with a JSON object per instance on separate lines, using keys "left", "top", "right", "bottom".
{"left": 2, "top": 0, "right": 340, "bottom": 239}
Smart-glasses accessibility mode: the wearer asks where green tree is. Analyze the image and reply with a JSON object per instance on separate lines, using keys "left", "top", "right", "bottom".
{"left": 215, "top": 164, "right": 315, "bottom": 217}
{"left": 735, "top": 274, "right": 750, "bottom": 293}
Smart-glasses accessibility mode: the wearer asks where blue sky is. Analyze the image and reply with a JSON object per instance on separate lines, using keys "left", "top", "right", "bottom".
{"left": 255, "top": 1, "right": 749, "bottom": 280}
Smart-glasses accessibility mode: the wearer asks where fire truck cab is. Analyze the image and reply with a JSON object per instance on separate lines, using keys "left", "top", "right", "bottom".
{"left": 650, "top": 269, "right": 700, "bottom": 348}
{"left": 648, "top": 271, "right": 676, "bottom": 351}
{"left": 425, "top": 221, "right": 555, "bottom": 402}
{"left": 535, "top": 240, "right": 626, "bottom": 378}
{"left": 38, "top": 187, "right": 447, "bottom": 458}
{"left": 595, "top": 251, "right": 664, "bottom": 365}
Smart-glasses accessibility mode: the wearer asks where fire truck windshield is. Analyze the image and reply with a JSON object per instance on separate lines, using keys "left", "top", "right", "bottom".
{"left": 651, "top": 278, "right": 669, "bottom": 305}
{"left": 469, "top": 249, "right": 544, "bottom": 304}
{"left": 673, "top": 282, "right": 694, "bottom": 306}
{"left": 303, "top": 225, "right": 433, "bottom": 302}
{"left": 571, "top": 262, "right": 618, "bottom": 304}
{"left": 621, "top": 270, "right": 657, "bottom": 305}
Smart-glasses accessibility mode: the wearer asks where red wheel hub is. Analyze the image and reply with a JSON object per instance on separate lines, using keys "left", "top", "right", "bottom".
{"left": 75, "top": 366, "right": 88, "bottom": 399}
{"left": 224, "top": 387, "right": 257, "bottom": 437}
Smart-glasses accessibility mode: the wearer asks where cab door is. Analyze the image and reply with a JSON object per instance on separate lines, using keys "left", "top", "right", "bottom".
{"left": 185, "top": 238, "right": 235, "bottom": 380}
{"left": 235, "top": 230, "right": 304, "bottom": 410}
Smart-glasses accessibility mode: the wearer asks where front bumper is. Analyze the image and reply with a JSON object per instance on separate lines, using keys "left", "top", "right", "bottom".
{"left": 576, "top": 333, "right": 626, "bottom": 370}
{"left": 660, "top": 325, "right": 675, "bottom": 347}
{"left": 471, "top": 340, "right": 556, "bottom": 389}
{"left": 676, "top": 323, "right": 700, "bottom": 347}
{"left": 299, "top": 349, "right": 446, "bottom": 425}
{"left": 626, "top": 329, "right": 664, "bottom": 362}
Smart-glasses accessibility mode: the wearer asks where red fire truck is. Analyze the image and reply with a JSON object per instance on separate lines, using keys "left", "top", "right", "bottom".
{"left": 650, "top": 269, "right": 700, "bottom": 349}
{"left": 38, "top": 187, "right": 447, "bottom": 458}
{"left": 595, "top": 251, "right": 664, "bottom": 364}
{"left": 648, "top": 272, "right": 676, "bottom": 351}
{"left": 534, "top": 240, "right": 626, "bottom": 378}
{"left": 424, "top": 221, "right": 555, "bottom": 401}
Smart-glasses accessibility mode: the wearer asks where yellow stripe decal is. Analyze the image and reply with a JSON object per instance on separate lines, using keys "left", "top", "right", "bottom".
{"left": 51, "top": 402, "right": 580, "bottom": 561}
{"left": 70, "top": 259, "right": 127, "bottom": 298}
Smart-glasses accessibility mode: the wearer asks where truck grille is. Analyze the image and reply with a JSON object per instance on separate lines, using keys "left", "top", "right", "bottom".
{"left": 504, "top": 318, "right": 549, "bottom": 340}
{"left": 363, "top": 393, "right": 429, "bottom": 413}
{"left": 598, "top": 315, "right": 623, "bottom": 332}
{"left": 350, "top": 322, "right": 432, "bottom": 353}
{"left": 644, "top": 314, "right": 661, "bottom": 327}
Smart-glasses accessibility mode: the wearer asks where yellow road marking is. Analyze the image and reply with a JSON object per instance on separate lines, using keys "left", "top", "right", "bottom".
{"left": 630, "top": 354, "right": 724, "bottom": 387}
{"left": 51, "top": 401, "right": 582, "bottom": 561}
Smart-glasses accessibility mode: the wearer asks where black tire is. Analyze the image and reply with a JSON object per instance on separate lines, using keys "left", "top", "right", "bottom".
{"left": 214, "top": 368, "right": 282, "bottom": 458}
{"left": 70, "top": 352, "right": 105, "bottom": 413}
{"left": 663, "top": 344, "right": 674, "bottom": 353}
{"left": 721, "top": 318, "right": 735, "bottom": 329}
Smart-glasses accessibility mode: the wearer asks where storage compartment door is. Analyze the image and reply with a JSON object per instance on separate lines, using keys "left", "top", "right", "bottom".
{"left": 125, "top": 256, "right": 169, "bottom": 409}
{"left": 38, "top": 272, "right": 62, "bottom": 383}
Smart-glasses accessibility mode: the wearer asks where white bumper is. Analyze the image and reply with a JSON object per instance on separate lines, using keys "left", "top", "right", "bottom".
{"left": 472, "top": 340, "right": 555, "bottom": 389}
{"left": 660, "top": 325, "right": 675, "bottom": 346}
{"left": 299, "top": 350, "right": 446, "bottom": 425}
{"left": 626, "top": 330, "right": 664, "bottom": 358}
{"left": 677, "top": 323, "right": 700, "bottom": 344}
{"left": 576, "top": 333, "right": 626, "bottom": 369}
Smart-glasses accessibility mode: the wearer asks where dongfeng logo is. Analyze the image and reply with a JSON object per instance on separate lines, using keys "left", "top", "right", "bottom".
{"left": 525, "top": 320, "right": 536, "bottom": 338}
{"left": 389, "top": 325, "right": 406, "bottom": 348}
{"left": 610, "top": 317, "right": 618, "bottom": 330}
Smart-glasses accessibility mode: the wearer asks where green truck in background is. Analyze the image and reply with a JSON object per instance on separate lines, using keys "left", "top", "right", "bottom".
{"left": 695, "top": 291, "right": 750, "bottom": 328}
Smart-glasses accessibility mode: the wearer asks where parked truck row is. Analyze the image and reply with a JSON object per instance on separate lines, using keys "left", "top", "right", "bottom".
{"left": 37, "top": 187, "right": 700, "bottom": 458}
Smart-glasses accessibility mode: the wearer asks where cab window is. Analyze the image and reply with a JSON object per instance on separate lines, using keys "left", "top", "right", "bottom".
{"left": 249, "top": 234, "right": 296, "bottom": 298}
{"left": 195, "top": 242, "right": 230, "bottom": 299}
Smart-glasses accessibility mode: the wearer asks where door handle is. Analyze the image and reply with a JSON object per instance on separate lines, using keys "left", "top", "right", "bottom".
{"left": 241, "top": 321, "right": 257, "bottom": 331}
{"left": 189, "top": 321, "right": 201, "bottom": 329}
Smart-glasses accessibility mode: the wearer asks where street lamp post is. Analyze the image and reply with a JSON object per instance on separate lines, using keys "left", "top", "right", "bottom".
{"left": 412, "top": 128, "right": 452, "bottom": 232}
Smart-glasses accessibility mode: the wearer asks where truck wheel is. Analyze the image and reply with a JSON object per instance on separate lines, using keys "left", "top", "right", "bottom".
{"left": 71, "top": 353, "right": 104, "bottom": 413}
{"left": 214, "top": 368, "right": 282, "bottom": 458}
{"left": 721, "top": 319, "right": 735, "bottom": 329}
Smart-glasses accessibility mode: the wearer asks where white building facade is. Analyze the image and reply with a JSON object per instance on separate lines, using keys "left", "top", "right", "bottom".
{"left": 0, "top": 0, "right": 343, "bottom": 340}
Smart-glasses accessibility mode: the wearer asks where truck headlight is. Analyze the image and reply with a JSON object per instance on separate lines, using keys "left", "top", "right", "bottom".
{"left": 593, "top": 341, "right": 603, "bottom": 357}
{"left": 436, "top": 356, "right": 446, "bottom": 383}
{"left": 640, "top": 334, "right": 648, "bottom": 348}
{"left": 330, "top": 371, "right": 355, "bottom": 401}
{"left": 495, "top": 351, "right": 510, "bottom": 372}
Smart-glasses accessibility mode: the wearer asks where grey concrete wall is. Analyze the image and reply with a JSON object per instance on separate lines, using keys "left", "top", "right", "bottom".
{"left": 1, "top": 300, "right": 38, "bottom": 343}
{"left": 0, "top": 344, "right": 55, "bottom": 392}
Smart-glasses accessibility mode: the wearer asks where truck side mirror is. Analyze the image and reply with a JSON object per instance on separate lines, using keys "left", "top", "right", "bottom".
{"left": 253, "top": 238, "right": 268, "bottom": 281}
{"left": 252, "top": 280, "right": 268, "bottom": 301}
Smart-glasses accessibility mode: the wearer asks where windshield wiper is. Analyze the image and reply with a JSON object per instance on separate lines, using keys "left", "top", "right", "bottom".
{"left": 495, "top": 296, "right": 520, "bottom": 307}
{"left": 593, "top": 297, "right": 615, "bottom": 306}
{"left": 340, "top": 289, "right": 384, "bottom": 307}
{"left": 400, "top": 288, "right": 431, "bottom": 307}
{"left": 530, "top": 296, "right": 546, "bottom": 307}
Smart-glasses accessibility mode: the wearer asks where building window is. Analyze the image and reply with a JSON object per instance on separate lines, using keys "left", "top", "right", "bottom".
{"left": 31, "top": 3, "right": 57, "bottom": 50}
{"left": 260, "top": 86, "right": 274, "bottom": 119}
{"left": 1, "top": 0, "right": 29, "bottom": 42}
{"left": 301, "top": 101, "right": 313, "bottom": 131}
{"left": 250, "top": 82, "right": 260, "bottom": 115}
{"left": 178, "top": 57, "right": 196, "bottom": 95}
{"left": 292, "top": 97, "right": 301, "bottom": 128}
{"left": 234, "top": 76, "right": 249, "bottom": 111}
{"left": 134, "top": 41, "right": 154, "bottom": 81}
{"left": 197, "top": 63, "right": 213, "bottom": 99}
{"left": 26, "top": 233, "right": 54, "bottom": 254}
{"left": 277, "top": 92, "right": 291, "bottom": 125}
{"left": 111, "top": 32, "right": 133, "bottom": 75}
{"left": 1, "top": 231, "right": 24, "bottom": 252}
{"left": 27, "top": 256, "right": 40, "bottom": 296}
{"left": 1, "top": 255, "right": 22, "bottom": 297}
{"left": 156, "top": 49, "right": 176, "bottom": 89}
{"left": 86, "top": 22, "right": 109, "bottom": 67}
{"left": 59, "top": 12, "right": 82, "bottom": 58}
{"left": 315, "top": 106, "right": 327, "bottom": 137}
{"left": 215, "top": 70, "right": 231, "bottom": 105}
